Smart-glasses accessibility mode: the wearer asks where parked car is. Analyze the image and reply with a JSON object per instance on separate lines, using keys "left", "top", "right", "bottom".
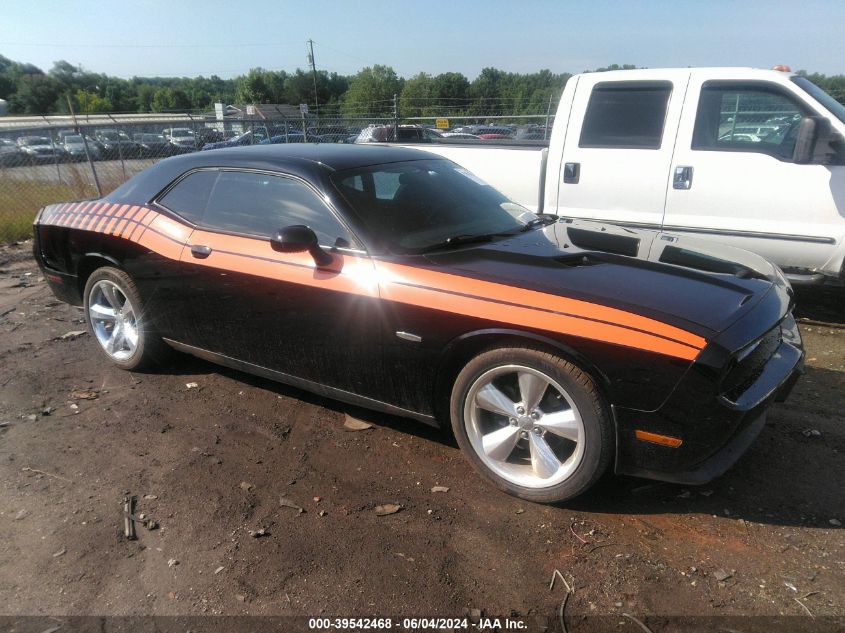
{"left": 309, "top": 133, "right": 350, "bottom": 143}
{"left": 201, "top": 130, "right": 268, "bottom": 150}
{"left": 355, "top": 125, "right": 431, "bottom": 143}
{"left": 0, "top": 138, "right": 25, "bottom": 166}
{"left": 61, "top": 134, "right": 100, "bottom": 161}
{"left": 93, "top": 129, "right": 140, "bottom": 159}
{"left": 258, "top": 132, "right": 306, "bottom": 145}
{"left": 16, "top": 136, "right": 66, "bottom": 163}
{"left": 162, "top": 127, "right": 197, "bottom": 152}
{"left": 441, "top": 132, "right": 482, "bottom": 140}
{"left": 134, "top": 133, "right": 175, "bottom": 158}
{"left": 194, "top": 127, "right": 226, "bottom": 147}
{"left": 32, "top": 144, "right": 803, "bottom": 503}
{"left": 395, "top": 67, "right": 845, "bottom": 283}
{"left": 461, "top": 125, "right": 514, "bottom": 138}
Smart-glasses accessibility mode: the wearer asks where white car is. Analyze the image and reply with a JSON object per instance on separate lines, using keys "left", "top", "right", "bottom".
{"left": 61, "top": 134, "right": 100, "bottom": 161}
{"left": 162, "top": 127, "right": 196, "bottom": 151}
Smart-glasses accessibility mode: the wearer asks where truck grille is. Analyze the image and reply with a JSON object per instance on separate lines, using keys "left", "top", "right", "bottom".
{"left": 722, "top": 325, "right": 782, "bottom": 402}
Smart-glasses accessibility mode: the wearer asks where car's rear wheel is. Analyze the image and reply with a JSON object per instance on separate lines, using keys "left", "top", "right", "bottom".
{"left": 83, "top": 267, "right": 166, "bottom": 371}
{"left": 450, "top": 347, "right": 613, "bottom": 503}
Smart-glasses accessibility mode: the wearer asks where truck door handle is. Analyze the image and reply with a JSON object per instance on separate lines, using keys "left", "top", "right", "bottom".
{"left": 190, "top": 245, "right": 212, "bottom": 259}
{"left": 563, "top": 162, "right": 580, "bottom": 184}
{"left": 673, "top": 166, "right": 693, "bottom": 190}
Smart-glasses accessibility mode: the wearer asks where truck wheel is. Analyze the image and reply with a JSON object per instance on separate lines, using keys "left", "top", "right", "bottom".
{"left": 450, "top": 347, "right": 613, "bottom": 503}
{"left": 83, "top": 266, "right": 167, "bottom": 371}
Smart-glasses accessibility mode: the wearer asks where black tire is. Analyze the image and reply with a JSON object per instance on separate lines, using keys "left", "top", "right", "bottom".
{"left": 450, "top": 346, "right": 613, "bottom": 504}
{"left": 82, "top": 266, "right": 169, "bottom": 371}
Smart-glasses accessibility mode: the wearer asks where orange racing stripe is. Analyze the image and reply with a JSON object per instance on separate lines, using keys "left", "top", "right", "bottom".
{"left": 40, "top": 202, "right": 706, "bottom": 360}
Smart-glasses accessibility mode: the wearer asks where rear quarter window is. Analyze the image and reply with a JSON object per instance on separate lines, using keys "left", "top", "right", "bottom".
{"left": 157, "top": 170, "right": 219, "bottom": 224}
{"left": 579, "top": 81, "right": 672, "bottom": 149}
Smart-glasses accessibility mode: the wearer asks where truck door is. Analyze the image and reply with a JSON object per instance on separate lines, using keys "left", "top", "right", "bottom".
{"left": 556, "top": 71, "right": 689, "bottom": 229}
{"left": 663, "top": 76, "right": 844, "bottom": 277}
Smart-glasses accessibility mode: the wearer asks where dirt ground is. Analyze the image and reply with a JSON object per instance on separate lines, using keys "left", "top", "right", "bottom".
{"left": 0, "top": 240, "right": 842, "bottom": 632}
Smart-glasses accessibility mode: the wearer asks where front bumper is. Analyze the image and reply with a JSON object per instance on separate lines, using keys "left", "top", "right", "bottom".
{"left": 613, "top": 313, "right": 804, "bottom": 485}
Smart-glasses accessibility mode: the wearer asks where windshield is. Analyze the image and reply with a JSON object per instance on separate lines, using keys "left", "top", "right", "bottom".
{"left": 331, "top": 158, "right": 537, "bottom": 254}
{"left": 792, "top": 76, "right": 845, "bottom": 125}
{"left": 65, "top": 135, "right": 83, "bottom": 143}
{"left": 22, "top": 137, "right": 50, "bottom": 145}
{"left": 173, "top": 129, "right": 193, "bottom": 137}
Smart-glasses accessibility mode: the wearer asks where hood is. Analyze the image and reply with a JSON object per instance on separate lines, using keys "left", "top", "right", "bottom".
{"left": 420, "top": 219, "right": 788, "bottom": 339}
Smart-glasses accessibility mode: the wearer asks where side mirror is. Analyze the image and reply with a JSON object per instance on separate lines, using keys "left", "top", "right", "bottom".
{"left": 793, "top": 116, "right": 831, "bottom": 164}
{"left": 270, "top": 225, "right": 333, "bottom": 267}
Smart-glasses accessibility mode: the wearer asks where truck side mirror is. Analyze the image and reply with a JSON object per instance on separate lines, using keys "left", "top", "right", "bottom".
{"left": 793, "top": 116, "right": 831, "bottom": 164}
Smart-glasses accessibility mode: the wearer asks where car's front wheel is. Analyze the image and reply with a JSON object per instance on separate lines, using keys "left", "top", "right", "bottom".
{"left": 450, "top": 347, "right": 613, "bottom": 503}
{"left": 83, "top": 267, "right": 166, "bottom": 371}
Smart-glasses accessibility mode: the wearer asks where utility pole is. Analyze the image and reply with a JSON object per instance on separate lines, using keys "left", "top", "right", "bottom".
{"left": 393, "top": 93, "right": 399, "bottom": 141}
{"left": 307, "top": 39, "right": 319, "bottom": 128}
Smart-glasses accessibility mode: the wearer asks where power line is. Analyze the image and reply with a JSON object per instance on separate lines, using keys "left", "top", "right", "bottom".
{"left": 0, "top": 40, "right": 307, "bottom": 49}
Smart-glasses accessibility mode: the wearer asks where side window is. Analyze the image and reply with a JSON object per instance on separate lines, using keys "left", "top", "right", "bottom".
{"left": 203, "top": 171, "right": 354, "bottom": 246}
{"left": 579, "top": 81, "right": 672, "bottom": 149}
{"left": 692, "top": 82, "right": 806, "bottom": 159}
{"left": 373, "top": 171, "right": 402, "bottom": 200}
{"left": 157, "top": 170, "right": 219, "bottom": 224}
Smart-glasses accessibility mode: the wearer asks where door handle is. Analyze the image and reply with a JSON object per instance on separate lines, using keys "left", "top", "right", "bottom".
{"left": 563, "top": 162, "right": 580, "bottom": 184}
{"left": 190, "top": 244, "right": 212, "bottom": 259}
{"left": 673, "top": 166, "right": 693, "bottom": 190}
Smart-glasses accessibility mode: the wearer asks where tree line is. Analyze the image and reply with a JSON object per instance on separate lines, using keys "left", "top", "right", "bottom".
{"left": 1, "top": 55, "right": 843, "bottom": 119}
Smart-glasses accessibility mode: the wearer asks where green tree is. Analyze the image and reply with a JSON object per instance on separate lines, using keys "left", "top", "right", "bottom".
{"left": 469, "top": 67, "right": 506, "bottom": 115}
{"left": 74, "top": 88, "right": 112, "bottom": 113}
{"left": 11, "top": 73, "right": 61, "bottom": 113}
{"left": 341, "top": 65, "right": 400, "bottom": 117}
{"left": 431, "top": 72, "right": 470, "bottom": 108}
{"left": 134, "top": 84, "right": 155, "bottom": 112}
{"left": 400, "top": 72, "right": 434, "bottom": 117}
{"left": 235, "top": 68, "right": 270, "bottom": 103}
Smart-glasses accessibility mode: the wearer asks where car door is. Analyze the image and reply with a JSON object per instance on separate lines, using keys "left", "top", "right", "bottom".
{"left": 556, "top": 71, "right": 688, "bottom": 229}
{"left": 160, "top": 168, "right": 386, "bottom": 399}
{"left": 663, "top": 76, "right": 844, "bottom": 275}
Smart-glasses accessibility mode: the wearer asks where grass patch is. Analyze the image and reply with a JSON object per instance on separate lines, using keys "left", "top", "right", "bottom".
{"left": 0, "top": 164, "right": 118, "bottom": 243}
{"left": 0, "top": 179, "right": 88, "bottom": 243}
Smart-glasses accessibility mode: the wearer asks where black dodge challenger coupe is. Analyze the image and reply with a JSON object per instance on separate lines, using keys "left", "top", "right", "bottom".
{"left": 33, "top": 144, "right": 804, "bottom": 502}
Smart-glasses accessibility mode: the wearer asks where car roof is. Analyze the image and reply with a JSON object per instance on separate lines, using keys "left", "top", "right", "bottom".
{"left": 105, "top": 143, "right": 440, "bottom": 205}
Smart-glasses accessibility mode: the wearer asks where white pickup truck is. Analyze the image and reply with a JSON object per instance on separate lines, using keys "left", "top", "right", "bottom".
{"left": 408, "top": 67, "right": 845, "bottom": 283}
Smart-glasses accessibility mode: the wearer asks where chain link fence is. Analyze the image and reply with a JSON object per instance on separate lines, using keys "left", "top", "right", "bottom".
{"left": 0, "top": 112, "right": 554, "bottom": 243}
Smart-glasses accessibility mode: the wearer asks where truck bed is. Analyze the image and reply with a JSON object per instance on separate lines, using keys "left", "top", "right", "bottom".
{"left": 397, "top": 141, "right": 549, "bottom": 212}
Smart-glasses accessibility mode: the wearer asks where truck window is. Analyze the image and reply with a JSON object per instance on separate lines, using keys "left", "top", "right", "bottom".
{"left": 692, "top": 82, "right": 807, "bottom": 159}
{"left": 579, "top": 81, "right": 672, "bottom": 149}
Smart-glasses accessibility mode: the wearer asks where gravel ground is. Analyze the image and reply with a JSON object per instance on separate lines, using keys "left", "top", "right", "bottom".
{"left": 0, "top": 241, "right": 842, "bottom": 632}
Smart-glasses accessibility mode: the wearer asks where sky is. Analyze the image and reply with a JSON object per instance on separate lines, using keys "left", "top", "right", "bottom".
{"left": 1, "top": 0, "right": 844, "bottom": 80}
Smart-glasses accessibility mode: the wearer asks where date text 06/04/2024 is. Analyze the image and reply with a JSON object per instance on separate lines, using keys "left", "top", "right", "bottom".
{"left": 307, "top": 617, "right": 528, "bottom": 629}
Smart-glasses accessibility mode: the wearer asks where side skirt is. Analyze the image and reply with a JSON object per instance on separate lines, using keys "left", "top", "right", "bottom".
{"left": 162, "top": 338, "right": 440, "bottom": 428}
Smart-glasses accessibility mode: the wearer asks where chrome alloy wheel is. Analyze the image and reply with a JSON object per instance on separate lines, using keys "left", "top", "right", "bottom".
{"left": 87, "top": 280, "right": 139, "bottom": 361}
{"left": 463, "top": 365, "right": 585, "bottom": 488}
